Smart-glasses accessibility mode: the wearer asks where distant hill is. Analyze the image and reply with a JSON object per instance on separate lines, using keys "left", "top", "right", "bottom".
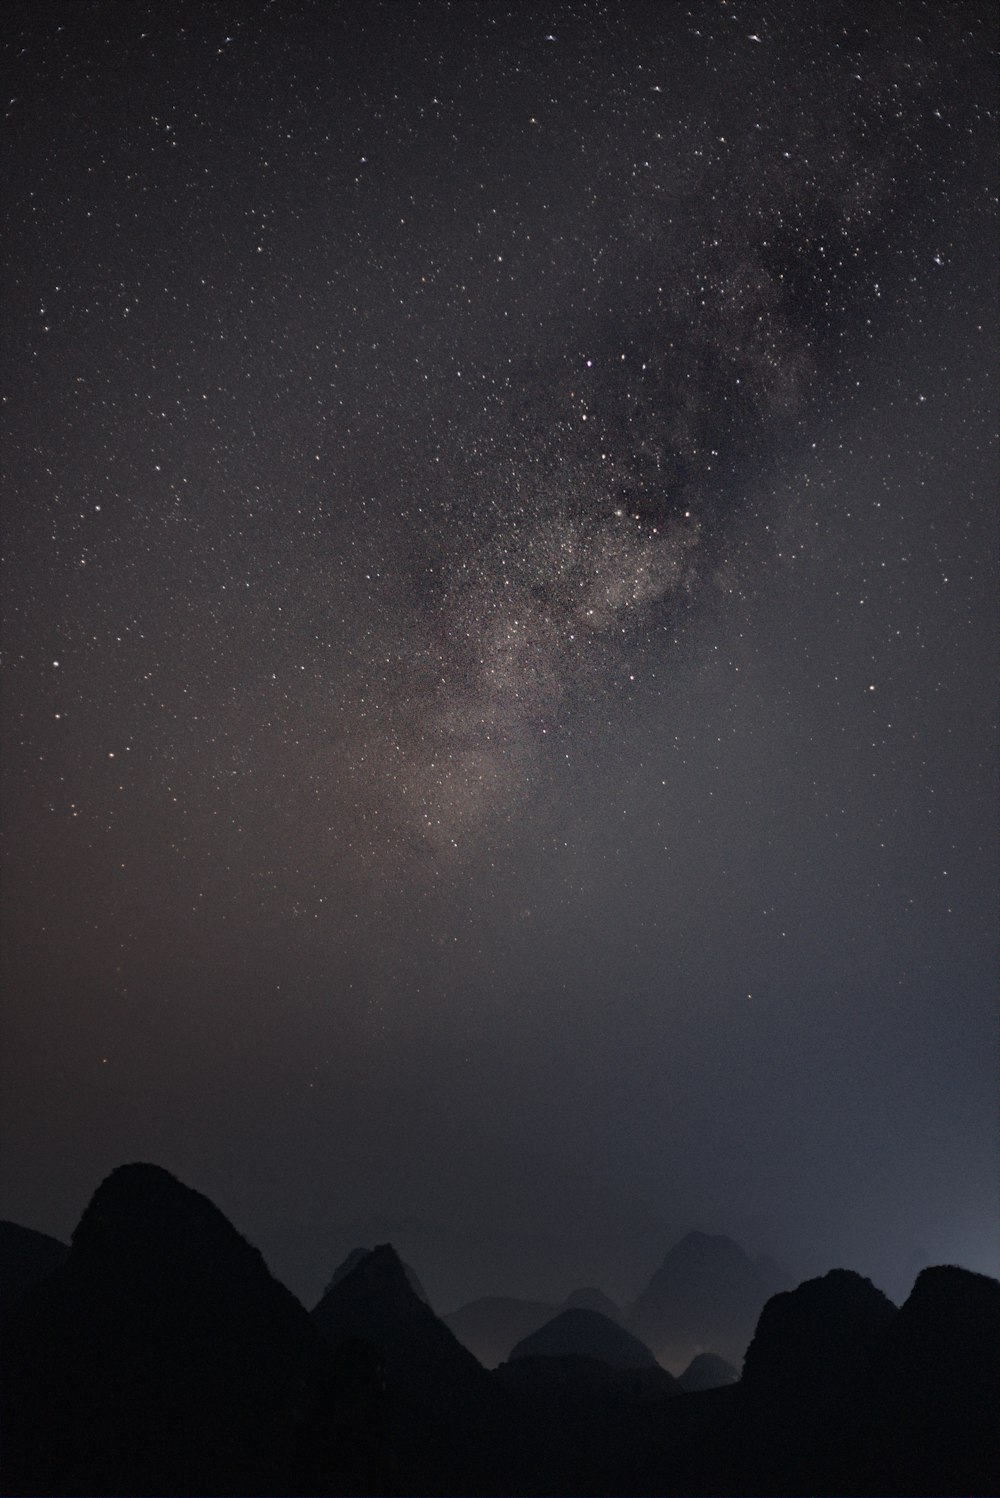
{"left": 445, "top": 1284, "right": 624, "bottom": 1367}
{"left": 561, "top": 1284, "right": 623, "bottom": 1320}
{"left": 628, "top": 1230, "right": 791, "bottom": 1371}
{"left": 0, "top": 1162, "right": 332, "bottom": 1496}
{"left": 678, "top": 1351, "right": 739, "bottom": 1391}
{"left": 0, "top": 1220, "right": 69, "bottom": 1316}
{"left": 510, "top": 1306, "right": 659, "bottom": 1370}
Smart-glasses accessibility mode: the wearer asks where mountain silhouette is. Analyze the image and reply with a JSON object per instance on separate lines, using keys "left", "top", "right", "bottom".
{"left": 0, "top": 1163, "right": 332, "bottom": 1496}
{"left": 510, "top": 1306, "right": 659, "bottom": 1369}
{"left": 313, "top": 1243, "right": 485, "bottom": 1391}
{"left": 323, "top": 1244, "right": 430, "bottom": 1303}
{"left": 4, "top": 1166, "right": 997, "bottom": 1497}
{"left": 0, "top": 1220, "right": 69, "bottom": 1317}
{"left": 312, "top": 1243, "right": 529, "bottom": 1493}
{"left": 729, "top": 1267, "right": 898, "bottom": 1492}
{"left": 706, "top": 1262, "right": 1000, "bottom": 1498}
{"left": 860, "top": 1264, "right": 1000, "bottom": 1496}
{"left": 628, "top": 1230, "right": 790, "bottom": 1371}
{"left": 742, "top": 1266, "right": 897, "bottom": 1409}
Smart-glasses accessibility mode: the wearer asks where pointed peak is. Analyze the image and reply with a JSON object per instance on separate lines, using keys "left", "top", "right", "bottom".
{"left": 316, "top": 1243, "right": 416, "bottom": 1309}
{"left": 312, "top": 1242, "right": 486, "bottom": 1386}
{"left": 360, "top": 1243, "right": 410, "bottom": 1281}
{"left": 320, "top": 1243, "right": 429, "bottom": 1305}
{"left": 322, "top": 1246, "right": 372, "bottom": 1296}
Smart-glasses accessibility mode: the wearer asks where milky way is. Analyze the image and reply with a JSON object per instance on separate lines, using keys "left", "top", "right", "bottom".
{"left": 3, "top": 1, "right": 996, "bottom": 1310}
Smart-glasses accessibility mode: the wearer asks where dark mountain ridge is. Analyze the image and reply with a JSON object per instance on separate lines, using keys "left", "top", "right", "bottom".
{"left": 312, "top": 1242, "right": 533, "bottom": 1493}
{"left": 2, "top": 1170, "right": 997, "bottom": 1497}
{"left": 0, "top": 1164, "right": 333, "bottom": 1496}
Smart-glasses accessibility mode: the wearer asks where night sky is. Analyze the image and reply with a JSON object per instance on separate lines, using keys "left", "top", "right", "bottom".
{"left": 3, "top": 1, "right": 997, "bottom": 1313}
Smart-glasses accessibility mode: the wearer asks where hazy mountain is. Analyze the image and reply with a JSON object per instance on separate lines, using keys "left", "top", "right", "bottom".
{"left": 510, "top": 1306, "right": 659, "bottom": 1370}
{"left": 445, "top": 1284, "right": 623, "bottom": 1366}
{"left": 444, "top": 1294, "right": 557, "bottom": 1366}
{"left": 678, "top": 1351, "right": 739, "bottom": 1391}
{"left": 628, "top": 1230, "right": 791, "bottom": 1371}
{"left": 0, "top": 1220, "right": 69, "bottom": 1317}
{"left": 561, "top": 1285, "right": 623, "bottom": 1321}
{"left": 0, "top": 1163, "right": 331, "bottom": 1496}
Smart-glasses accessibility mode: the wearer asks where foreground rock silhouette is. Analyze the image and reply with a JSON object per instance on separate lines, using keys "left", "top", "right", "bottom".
{"left": 734, "top": 1267, "right": 899, "bottom": 1493}
{"left": 0, "top": 1164, "right": 332, "bottom": 1496}
{"left": 685, "top": 1264, "right": 1000, "bottom": 1497}
{"left": 860, "top": 1264, "right": 1000, "bottom": 1496}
